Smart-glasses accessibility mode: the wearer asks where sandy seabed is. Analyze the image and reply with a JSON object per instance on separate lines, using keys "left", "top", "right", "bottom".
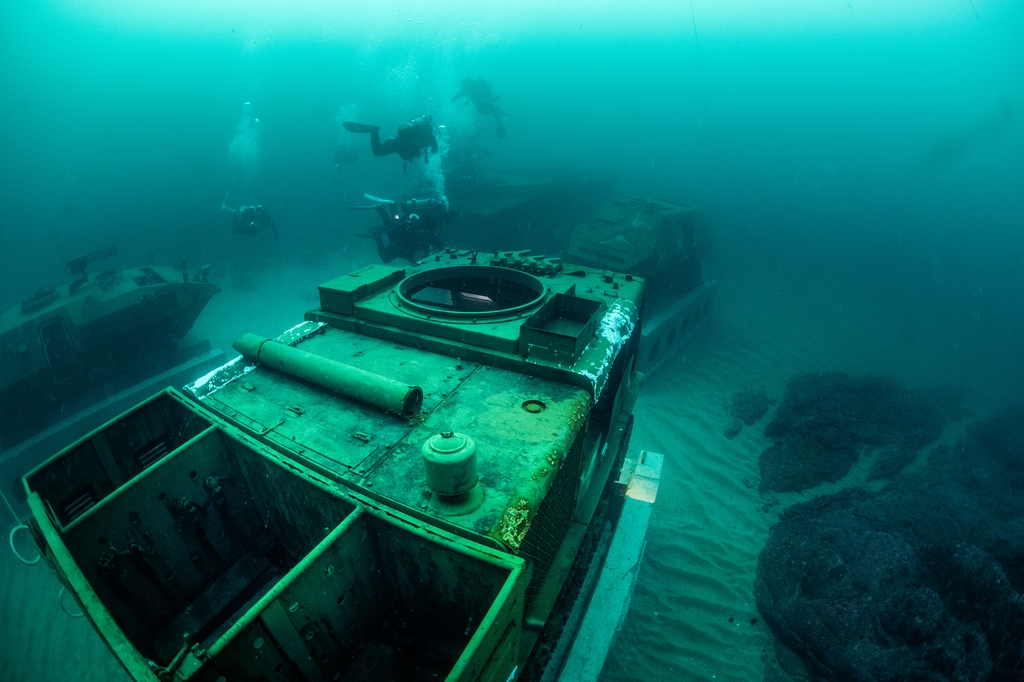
{"left": 0, "top": 258, "right": 988, "bottom": 682}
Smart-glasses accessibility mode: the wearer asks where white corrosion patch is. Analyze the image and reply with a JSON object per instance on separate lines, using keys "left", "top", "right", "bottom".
{"left": 187, "top": 355, "right": 256, "bottom": 395}
{"left": 575, "top": 298, "right": 636, "bottom": 400}
{"left": 279, "top": 320, "right": 326, "bottom": 346}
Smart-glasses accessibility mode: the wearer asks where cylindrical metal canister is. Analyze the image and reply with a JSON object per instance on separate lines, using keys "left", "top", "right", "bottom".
{"left": 232, "top": 333, "right": 422, "bottom": 415}
{"left": 421, "top": 432, "right": 478, "bottom": 497}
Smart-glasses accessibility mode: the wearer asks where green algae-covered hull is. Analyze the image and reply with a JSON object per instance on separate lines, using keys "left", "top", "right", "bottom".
{"left": 24, "top": 251, "right": 645, "bottom": 682}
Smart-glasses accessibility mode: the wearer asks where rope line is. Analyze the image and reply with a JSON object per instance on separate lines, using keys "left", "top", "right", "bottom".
{"left": 9, "top": 524, "right": 41, "bottom": 566}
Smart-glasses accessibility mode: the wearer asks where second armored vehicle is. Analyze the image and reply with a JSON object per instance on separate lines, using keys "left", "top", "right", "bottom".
{"left": 564, "top": 198, "right": 710, "bottom": 314}
{"left": 443, "top": 171, "right": 614, "bottom": 256}
{"left": 0, "top": 248, "right": 219, "bottom": 449}
{"left": 564, "top": 198, "right": 716, "bottom": 373}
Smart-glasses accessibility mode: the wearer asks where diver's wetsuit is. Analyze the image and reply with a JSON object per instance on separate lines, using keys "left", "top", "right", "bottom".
{"left": 450, "top": 77, "right": 493, "bottom": 104}
{"left": 451, "top": 77, "right": 506, "bottom": 138}
{"left": 232, "top": 205, "right": 277, "bottom": 238}
{"left": 363, "top": 198, "right": 446, "bottom": 263}
{"left": 374, "top": 215, "right": 444, "bottom": 263}
{"left": 345, "top": 116, "right": 439, "bottom": 162}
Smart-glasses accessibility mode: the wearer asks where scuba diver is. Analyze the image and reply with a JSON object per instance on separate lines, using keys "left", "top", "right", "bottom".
{"left": 342, "top": 115, "right": 439, "bottom": 171}
{"left": 451, "top": 77, "right": 506, "bottom": 139}
{"left": 350, "top": 193, "right": 447, "bottom": 264}
{"left": 221, "top": 195, "right": 277, "bottom": 239}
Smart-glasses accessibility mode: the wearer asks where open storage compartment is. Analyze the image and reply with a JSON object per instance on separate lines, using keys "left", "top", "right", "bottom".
{"left": 193, "top": 506, "right": 525, "bottom": 682}
{"left": 519, "top": 293, "right": 604, "bottom": 365}
{"left": 29, "top": 421, "right": 355, "bottom": 670}
{"left": 25, "top": 389, "right": 214, "bottom": 528}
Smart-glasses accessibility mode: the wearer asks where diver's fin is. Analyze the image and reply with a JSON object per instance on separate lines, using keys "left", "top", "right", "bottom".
{"left": 356, "top": 231, "right": 385, "bottom": 245}
{"left": 343, "top": 121, "right": 380, "bottom": 134}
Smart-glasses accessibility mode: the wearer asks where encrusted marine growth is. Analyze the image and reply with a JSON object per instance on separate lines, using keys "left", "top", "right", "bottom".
{"left": 497, "top": 498, "right": 533, "bottom": 550}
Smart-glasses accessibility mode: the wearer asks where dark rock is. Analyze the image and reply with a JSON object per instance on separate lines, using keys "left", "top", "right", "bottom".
{"left": 768, "top": 639, "right": 811, "bottom": 682}
{"left": 759, "top": 373, "right": 950, "bottom": 492}
{"left": 756, "top": 502, "right": 993, "bottom": 682}
{"left": 929, "top": 544, "right": 1024, "bottom": 675}
{"left": 858, "top": 409, "right": 1024, "bottom": 584}
{"left": 756, "top": 407, "right": 1024, "bottom": 682}
{"left": 723, "top": 388, "right": 775, "bottom": 439}
{"left": 868, "top": 445, "right": 916, "bottom": 481}
{"left": 759, "top": 437, "right": 858, "bottom": 494}
{"left": 732, "top": 387, "right": 776, "bottom": 426}
{"left": 878, "top": 587, "right": 944, "bottom": 645}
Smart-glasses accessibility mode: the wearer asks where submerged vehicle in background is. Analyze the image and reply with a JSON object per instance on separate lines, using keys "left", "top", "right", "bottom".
{"left": 23, "top": 253, "right": 663, "bottom": 681}
{"left": 443, "top": 170, "right": 614, "bottom": 255}
{"left": 564, "top": 198, "right": 717, "bottom": 373}
{"left": 0, "top": 247, "right": 220, "bottom": 450}
{"left": 565, "top": 198, "right": 709, "bottom": 312}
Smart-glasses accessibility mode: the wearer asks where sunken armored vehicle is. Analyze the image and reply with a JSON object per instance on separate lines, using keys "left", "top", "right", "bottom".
{"left": 23, "top": 251, "right": 654, "bottom": 681}
{"left": 0, "top": 248, "right": 219, "bottom": 449}
{"left": 442, "top": 170, "right": 614, "bottom": 256}
{"left": 564, "top": 198, "right": 716, "bottom": 373}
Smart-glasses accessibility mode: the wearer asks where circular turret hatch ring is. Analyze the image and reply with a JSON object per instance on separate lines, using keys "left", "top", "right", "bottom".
{"left": 396, "top": 265, "right": 547, "bottom": 320}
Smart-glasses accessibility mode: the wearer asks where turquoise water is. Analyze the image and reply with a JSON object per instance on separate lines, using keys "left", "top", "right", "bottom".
{"left": 1, "top": 2, "right": 1023, "bottom": 680}
{"left": 2, "top": 3, "right": 1020, "bottom": 402}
